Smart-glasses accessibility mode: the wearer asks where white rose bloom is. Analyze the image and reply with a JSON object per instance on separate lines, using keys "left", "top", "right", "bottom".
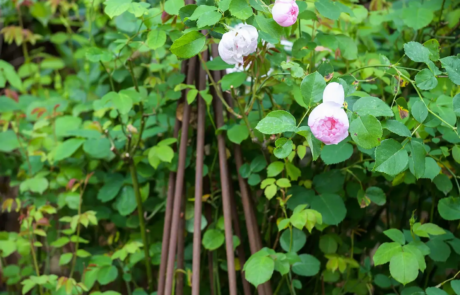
{"left": 218, "top": 24, "right": 258, "bottom": 65}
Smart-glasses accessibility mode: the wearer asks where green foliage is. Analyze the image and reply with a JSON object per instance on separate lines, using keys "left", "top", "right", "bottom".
{"left": 0, "top": 0, "right": 460, "bottom": 294}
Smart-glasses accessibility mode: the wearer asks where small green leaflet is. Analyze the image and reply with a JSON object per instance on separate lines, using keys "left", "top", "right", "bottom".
{"left": 404, "top": 42, "right": 431, "bottom": 63}
{"left": 415, "top": 69, "right": 438, "bottom": 90}
{"left": 256, "top": 110, "right": 297, "bottom": 134}
{"left": 300, "top": 72, "right": 326, "bottom": 106}
{"left": 374, "top": 139, "right": 408, "bottom": 176}
{"left": 104, "top": 0, "right": 133, "bottom": 19}
{"left": 350, "top": 115, "right": 382, "bottom": 149}
{"left": 170, "top": 31, "right": 206, "bottom": 59}
{"left": 353, "top": 96, "right": 393, "bottom": 117}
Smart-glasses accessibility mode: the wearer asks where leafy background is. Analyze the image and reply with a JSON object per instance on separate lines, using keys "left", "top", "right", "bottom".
{"left": 1, "top": 0, "right": 460, "bottom": 295}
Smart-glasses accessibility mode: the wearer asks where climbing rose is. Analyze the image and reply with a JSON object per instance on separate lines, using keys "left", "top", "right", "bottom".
{"left": 272, "top": 0, "right": 299, "bottom": 27}
{"left": 218, "top": 24, "right": 258, "bottom": 65}
{"left": 308, "top": 82, "right": 349, "bottom": 145}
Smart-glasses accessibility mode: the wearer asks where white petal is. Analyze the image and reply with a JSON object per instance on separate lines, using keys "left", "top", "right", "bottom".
{"left": 323, "top": 82, "right": 344, "bottom": 106}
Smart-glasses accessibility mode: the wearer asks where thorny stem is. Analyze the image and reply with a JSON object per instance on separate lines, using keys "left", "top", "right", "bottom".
{"left": 129, "top": 159, "right": 153, "bottom": 292}
{"left": 198, "top": 53, "right": 241, "bottom": 118}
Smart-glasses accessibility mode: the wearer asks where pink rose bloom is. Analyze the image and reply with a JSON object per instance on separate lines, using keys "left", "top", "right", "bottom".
{"left": 308, "top": 82, "right": 349, "bottom": 145}
{"left": 218, "top": 24, "right": 258, "bottom": 65}
{"left": 272, "top": 0, "right": 299, "bottom": 27}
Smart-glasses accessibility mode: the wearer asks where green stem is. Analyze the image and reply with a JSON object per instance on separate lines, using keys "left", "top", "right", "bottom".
{"left": 129, "top": 160, "right": 153, "bottom": 292}
{"left": 274, "top": 275, "right": 287, "bottom": 295}
{"left": 100, "top": 61, "right": 115, "bottom": 92}
{"left": 69, "top": 185, "right": 85, "bottom": 279}
{"left": 28, "top": 222, "right": 43, "bottom": 295}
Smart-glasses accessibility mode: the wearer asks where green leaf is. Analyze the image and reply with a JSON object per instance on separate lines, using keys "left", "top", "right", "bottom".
{"left": 292, "top": 254, "right": 320, "bottom": 276}
{"left": 290, "top": 210, "right": 307, "bottom": 230}
{"left": 164, "top": 0, "right": 185, "bottom": 15}
{"left": 189, "top": 5, "right": 216, "bottom": 19}
{"left": 353, "top": 96, "right": 393, "bottom": 117}
{"left": 451, "top": 281, "right": 460, "bottom": 295}
{"left": 170, "top": 31, "right": 205, "bottom": 59}
{"left": 221, "top": 72, "right": 247, "bottom": 91}
{"left": 365, "top": 186, "right": 386, "bottom": 206}
{"left": 97, "top": 265, "right": 118, "bottom": 285}
{"left": 426, "top": 240, "right": 451, "bottom": 262}
{"left": 389, "top": 252, "right": 418, "bottom": 285}
{"left": 350, "top": 115, "right": 382, "bottom": 149}
{"left": 112, "top": 92, "right": 133, "bottom": 115}
{"left": 55, "top": 116, "right": 82, "bottom": 137}
{"left": 116, "top": 186, "right": 137, "bottom": 216}
{"left": 373, "top": 242, "right": 402, "bottom": 266}
{"left": 227, "top": 124, "right": 249, "bottom": 144}
{"left": 250, "top": 156, "right": 266, "bottom": 172}
{"left": 152, "top": 145, "right": 174, "bottom": 163}
{"left": 453, "top": 145, "right": 460, "bottom": 164}
{"left": 404, "top": 42, "right": 431, "bottom": 63}
{"left": 256, "top": 110, "right": 297, "bottom": 134}
{"left": 146, "top": 30, "right": 167, "bottom": 50}
{"left": 383, "top": 229, "right": 405, "bottom": 245}
{"left": 319, "top": 235, "right": 338, "bottom": 254}
{"left": 336, "top": 35, "right": 358, "bottom": 60}
{"left": 59, "top": 253, "right": 73, "bottom": 266}
{"left": 300, "top": 72, "right": 326, "bottom": 106}
{"left": 274, "top": 257, "right": 290, "bottom": 275}
{"left": 424, "top": 39, "right": 440, "bottom": 61}
{"left": 104, "top": 0, "right": 133, "bottom": 18}
{"left": 383, "top": 120, "right": 411, "bottom": 137}
{"left": 453, "top": 93, "right": 460, "bottom": 117}
{"left": 422, "top": 157, "right": 441, "bottom": 180}
{"left": 244, "top": 255, "right": 274, "bottom": 287}
{"left": 30, "top": 2, "right": 52, "bottom": 26}
{"left": 274, "top": 138, "right": 293, "bottom": 159}
{"left": 410, "top": 139, "right": 426, "bottom": 179}
{"left": 413, "top": 223, "right": 445, "bottom": 238}
{"left": 0, "top": 130, "right": 20, "bottom": 152}
{"left": 264, "top": 184, "right": 277, "bottom": 200}
{"left": 85, "top": 47, "right": 112, "bottom": 63}
{"left": 403, "top": 244, "right": 426, "bottom": 272}
{"left": 315, "top": 0, "right": 341, "bottom": 20}
{"left": 206, "top": 56, "right": 235, "bottom": 71}
{"left": 255, "top": 15, "right": 283, "bottom": 44}
{"left": 434, "top": 174, "right": 452, "bottom": 195}
{"left": 54, "top": 138, "right": 86, "bottom": 162}
{"left": 267, "top": 161, "right": 284, "bottom": 177}
{"left": 374, "top": 139, "right": 409, "bottom": 176}
{"left": 83, "top": 138, "right": 112, "bottom": 159}
{"left": 97, "top": 174, "right": 124, "bottom": 202}
{"left": 402, "top": 6, "right": 434, "bottom": 30}
{"left": 229, "top": 0, "right": 253, "bottom": 19}
{"left": 280, "top": 228, "right": 306, "bottom": 252}
{"left": 440, "top": 56, "right": 460, "bottom": 85}
{"left": 415, "top": 69, "right": 438, "bottom": 90}
{"left": 320, "top": 140, "right": 353, "bottom": 164}
{"left": 297, "top": 126, "right": 321, "bottom": 160}
{"left": 411, "top": 101, "right": 428, "bottom": 123}
{"left": 0, "top": 61, "right": 23, "bottom": 91}
{"left": 21, "top": 177, "right": 49, "bottom": 195}
{"left": 128, "top": 2, "right": 150, "bottom": 17}
{"left": 202, "top": 229, "right": 225, "bottom": 250}
{"left": 310, "top": 193, "right": 346, "bottom": 226}
{"left": 51, "top": 237, "right": 70, "bottom": 248}
{"left": 197, "top": 11, "right": 222, "bottom": 28}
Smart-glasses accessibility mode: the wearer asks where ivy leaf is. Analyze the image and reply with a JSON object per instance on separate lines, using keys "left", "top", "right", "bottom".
{"left": 164, "top": 0, "right": 185, "bottom": 15}
{"left": 300, "top": 72, "right": 326, "bottom": 107}
{"left": 350, "top": 115, "right": 382, "bottom": 149}
{"left": 320, "top": 141, "right": 353, "bottom": 164}
{"left": 374, "top": 139, "right": 409, "bottom": 176}
{"left": 170, "top": 31, "right": 205, "bottom": 59}
{"left": 202, "top": 229, "right": 225, "bottom": 250}
{"left": 440, "top": 56, "right": 460, "bottom": 85}
{"left": 383, "top": 229, "right": 405, "bottom": 245}
{"left": 244, "top": 255, "right": 274, "bottom": 287}
{"left": 256, "top": 110, "right": 297, "bottom": 134}
{"left": 389, "top": 252, "right": 419, "bottom": 285}
{"left": 104, "top": 0, "right": 132, "bottom": 18}
{"left": 229, "top": 0, "right": 253, "bottom": 20}
{"left": 415, "top": 69, "right": 438, "bottom": 90}
{"left": 353, "top": 96, "right": 393, "bottom": 117}
{"left": 310, "top": 194, "right": 346, "bottom": 226}
{"left": 404, "top": 42, "right": 431, "bottom": 63}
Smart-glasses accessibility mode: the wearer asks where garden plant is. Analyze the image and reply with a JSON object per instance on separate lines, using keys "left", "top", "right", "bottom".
{"left": 1, "top": 0, "right": 460, "bottom": 294}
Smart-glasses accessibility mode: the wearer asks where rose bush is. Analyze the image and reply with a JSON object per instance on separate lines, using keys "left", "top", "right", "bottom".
{"left": 0, "top": 0, "right": 460, "bottom": 295}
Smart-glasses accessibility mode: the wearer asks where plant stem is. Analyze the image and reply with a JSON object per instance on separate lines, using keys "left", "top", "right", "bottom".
{"left": 198, "top": 52, "right": 241, "bottom": 118}
{"left": 27, "top": 222, "right": 43, "bottom": 295}
{"left": 69, "top": 186, "right": 85, "bottom": 279}
{"left": 274, "top": 275, "right": 287, "bottom": 295}
{"left": 100, "top": 61, "right": 115, "bottom": 92}
{"left": 129, "top": 159, "right": 153, "bottom": 292}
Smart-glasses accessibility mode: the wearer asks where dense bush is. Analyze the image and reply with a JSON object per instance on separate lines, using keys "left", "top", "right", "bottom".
{"left": 1, "top": 0, "right": 460, "bottom": 295}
